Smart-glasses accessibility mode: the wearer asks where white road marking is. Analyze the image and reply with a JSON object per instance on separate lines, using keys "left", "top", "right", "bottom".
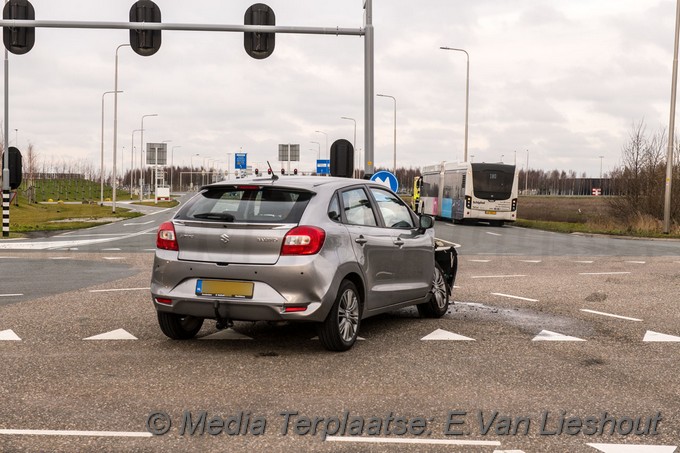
{"left": 625, "top": 260, "right": 646, "bottom": 264}
{"left": 0, "top": 256, "right": 20, "bottom": 258}
{"left": 123, "top": 220, "right": 154, "bottom": 226}
{"left": 580, "top": 309, "right": 643, "bottom": 322}
{"left": 579, "top": 272, "right": 631, "bottom": 275}
{"left": 0, "top": 226, "right": 157, "bottom": 250}
{"left": 55, "top": 233, "right": 128, "bottom": 238}
{"left": 103, "top": 257, "right": 125, "bottom": 260}
{"left": 89, "top": 287, "right": 149, "bottom": 293}
{"left": 532, "top": 330, "right": 585, "bottom": 342}
{"left": 144, "top": 249, "right": 156, "bottom": 252}
{"left": 311, "top": 336, "right": 365, "bottom": 341}
{"left": 573, "top": 260, "right": 594, "bottom": 263}
{"left": 491, "top": 293, "right": 538, "bottom": 302}
{"left": 83, "top": 329, "right": 138, "bottom": 340}
{"left": 49, "top": 257, "right": 70, "bottom": 260}
{"left": 587, "top": 443, "right": 677, "bottom": 453}
{"left": 485, "top": 232, "right": 502, "bottom": 236}
{"left": 434, "top": 238, "right": 461, "bottom": 248}
{"left": 0, "top": 429, "right": 152, "bottom": 438}
{"left": 0, "top": 329, "right": 21, "bottom": 341}
{"left": 326, "top": 437, "right": 500, "bottom": 447}
{"left": 468, "top": 259, "right": 491, "bottom": 263}
{"left": 0, "top": 293, "right": 23, "bottom": 297}
{"left": 643, "top": 331, "right": 680, "bottom": 342}
{"left": 470, "top": 275, "right": 526, "bottom": 279}
{"left": 101, "top": 248, "right": 121, "bottom": 251}
{"left": 199, "top": 329, "right": 253, "bottom": 340}
{"left": 519, "top": 260, "right": 541, "bottom": 263}
{"left": 421, "top": 329, "right": 474, "bottom": 341}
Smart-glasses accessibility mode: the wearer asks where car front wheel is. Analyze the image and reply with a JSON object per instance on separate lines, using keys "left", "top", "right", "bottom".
{"left": 417, "top": 263, "right": 450, "bottom": 318}
{"left": 157, "top": 312, "right": 204, "bottom": 340}
{"left": 318, "top": 280, "right": 361, "bottom": 352}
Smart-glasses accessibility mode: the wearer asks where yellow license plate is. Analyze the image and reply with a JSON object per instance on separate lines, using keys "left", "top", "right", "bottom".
{"left": 485, "top": 210, "right": 497, "bottom": 215}
{"left": 196, "top": 280, "right": 254, "bottom": 298}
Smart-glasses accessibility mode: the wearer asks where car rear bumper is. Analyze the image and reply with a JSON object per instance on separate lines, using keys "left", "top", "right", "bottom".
{"left": 150, "top": 250, "right": 339, "bottom": 322}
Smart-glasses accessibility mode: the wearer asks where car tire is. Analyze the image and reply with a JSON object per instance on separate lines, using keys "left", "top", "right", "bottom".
{"left": 318, "top": 280, "right": 361, "bottom": 352}
{"left": 157, "top": 312, "right": 204, "bottom": 340}
{"left": 417, "top": 263, "right": 450, "bottom": 318}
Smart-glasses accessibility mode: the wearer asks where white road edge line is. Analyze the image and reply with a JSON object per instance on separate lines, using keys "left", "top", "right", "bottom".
{"left": 579, "top": 272, "right": 631, "bottom": 275}
{"left": 491, "top": 293, "right": 538, "bottom": 302}
{"left": 580, "top": 309, "right": 643, "bottom": 322}
{"left": 89, "top": 287, "right": 150, "bottom": 293}
{"left": 325, "top": 436, "right": 500, "bottom": 446}
{"left": 0, "top": 429, "right": 152, "bottom": 438}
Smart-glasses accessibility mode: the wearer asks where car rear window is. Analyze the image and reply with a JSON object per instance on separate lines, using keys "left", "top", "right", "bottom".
{"left": 177, "top": 186, "right": 313, "bottom": 224}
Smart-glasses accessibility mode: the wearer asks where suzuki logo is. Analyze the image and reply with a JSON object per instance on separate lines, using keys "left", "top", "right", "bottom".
{"left": 220, "top": 234, "right": 230, "bottom": 244}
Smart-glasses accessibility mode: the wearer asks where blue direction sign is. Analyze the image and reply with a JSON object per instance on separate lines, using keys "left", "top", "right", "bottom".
{"left": 235, "top": 153, "right": 247, "bottom": 170}
{"left": 370, "top": 171, "right": 399, "bottom": 193}
{"left": 316, "top": 159, "right": 331, "bottom": 175}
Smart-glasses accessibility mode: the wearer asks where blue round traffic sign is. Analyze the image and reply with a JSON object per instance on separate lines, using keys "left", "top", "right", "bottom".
{"left": 370, "top": 171, "right": 399, "bottom": 192}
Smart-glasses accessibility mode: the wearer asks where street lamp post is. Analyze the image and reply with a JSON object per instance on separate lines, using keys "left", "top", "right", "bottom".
{"left": 310, "top": 141, "right": 321, "bottom": 160}
{"left": 315, "top": 130, "right": 328, "bottom": 159}
{"left": 377, "top": 94, "right": 397, "bottom": 173}
{"left": 131, "top": 129, "right": 141, "bottom": 199}
{"left": 525, "top": 149, "right": 529, "bottom": 194}
{"left": 101, "top": 90, "right": 122, "bottom": 205}
{"left": 190, "top": 153, "right": 199, "bottom": 190}
{"left": 140, "top": 114, "right": 158, "bottom": 201}
{"left": 171, "top": 146, "right": 181, "bottom": 192}
{"left": 112, "top": 43, "right": 130, "bottom": 213}
{"left": 664, "top": 0, "right": 680, "bottom": 233}
{"left": 440, "top": 46, "right": 470, "bottom": 162}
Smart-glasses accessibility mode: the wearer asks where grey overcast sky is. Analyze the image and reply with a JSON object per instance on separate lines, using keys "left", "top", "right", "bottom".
{"left": 4, "top": 0, "right": 678, "bottom": 177}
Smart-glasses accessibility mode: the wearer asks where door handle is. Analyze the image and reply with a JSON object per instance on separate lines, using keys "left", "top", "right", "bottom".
{"left": 355, "top": 236, "right": 368, "bottom": 245}
{"left": 393, "top": 239, "right": 404, "bottom": 247}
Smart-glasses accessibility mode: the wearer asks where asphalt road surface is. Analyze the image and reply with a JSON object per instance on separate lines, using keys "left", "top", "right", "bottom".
{"left": 1, "top": 201, "right": 679, "bottom": 452}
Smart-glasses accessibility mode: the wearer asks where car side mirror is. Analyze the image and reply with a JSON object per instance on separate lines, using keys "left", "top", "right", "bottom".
{"left": 419, "top": 215, "right": 434, "bottom": 231}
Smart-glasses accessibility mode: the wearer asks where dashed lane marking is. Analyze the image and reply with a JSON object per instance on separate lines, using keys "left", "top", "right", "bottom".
{"left": 0, "top": 293, "right": 23, "bottom": 297}
{"left": 579, "top": 272, "right": 631, "bottom": 276}
{"left": 470, "top": 275, "right": 527, "bottom": 279}
{"left": 491, "top": 293, "right": 538, "bottom": 302}
{"left": 573, "top": 260, "right": 594, "bottom": 263}
{"left": 88, "top": 287, "right": 149, "bottom": 293}
{"left": 103, "top": 257, "right": 125, "bottom": 260}
{"left": 625, "top": 261, "right": 646, "bottom": 264}
{"left": 468, "top": 259, "right": 491, "bottom": 263}
{"left": 580, "top": 309, "right": 643, "bottom": 322}
{"left": 101, "top": 248, "right": 121, "bottom": 251}
{"left": 485, "top": 232, "right": 502, "bottom": 236}
{"left": 519, "top": 260, "right": 541, "bottom": 263}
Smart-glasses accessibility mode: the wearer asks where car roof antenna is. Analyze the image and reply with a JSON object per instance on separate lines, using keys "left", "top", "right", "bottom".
{"left": 266, "top": 161, "right": 279, "bottom": 181}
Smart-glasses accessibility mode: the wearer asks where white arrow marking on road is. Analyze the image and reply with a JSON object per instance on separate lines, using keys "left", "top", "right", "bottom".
{"left": 587, "top": 443, "right": 677, "bottom": 453}
{"left": 83, "top": 329, "right": 137, "bottom": 340}
{"left": 532, "top": 330, "right": 585, "bottom": 342}
{"left": 491, "top": 293, "right": 538, "bottom": 302}
{"left": 580, "top": 309, "right": 643, "bottom": 322}
{"left": 643, "top": 331, "right": 680, "bottom": 342}
{"left": 0, "top": 329, "right": 21, "bottom": 341}
{"left": 199, "top": 329, "right": 253, "bottom": 340}
{"left": 421, "top": 329, "right": 475, "bottom": 341}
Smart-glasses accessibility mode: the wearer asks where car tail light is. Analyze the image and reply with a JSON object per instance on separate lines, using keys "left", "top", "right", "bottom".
{"left": 284, "top": 306, "right": 307, "bottom": 313}
{"left": 157, "top": 221, "right": 179, "bottom": 251}
{"left": 281, "top": 226, "right": 325, "bottom": 255}
{"left": 155, "top": 297, "right": 172, "bottom": 305}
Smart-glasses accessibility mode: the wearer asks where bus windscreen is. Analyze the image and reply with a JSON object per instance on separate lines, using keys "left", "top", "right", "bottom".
{"left": 471, "top": 164, "right": 516, "bottom": 200}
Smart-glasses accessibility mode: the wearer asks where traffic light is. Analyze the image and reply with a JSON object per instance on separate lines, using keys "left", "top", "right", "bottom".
{"left": 3, "top": 0, "right": 35, "bottom": 55}
{"left": 244, "top": 3, "right": 275, "bottom": 59}
{"left": 8, "top": 147, "right": 22, "bottom": 190}
{"left": 254, "top": 168, "right": 259, "bottom": 176}
{"left": 281, "top": 168, "right": 285, "bottom": 175}
{"left": 293, "top": 168, "right": 298, "bottom": 175}
{"left": 267, "top": 168, "right": 272, "bottom": 175}
{"left": 129, "top": 0, "right": 162, "bottom": 57}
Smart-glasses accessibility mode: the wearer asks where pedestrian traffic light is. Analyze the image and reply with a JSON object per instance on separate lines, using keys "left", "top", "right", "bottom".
{"left": 267, "top": 168, "right": 272, "bottom": 175}
{"left": 254, "top": 168, "right": 259, "bottom": 176}
{"left": 3, "top": 0, "right": 35, "bottom": 55}
{"left": 244, "top": 3, "right": 275, "bottom": 59}
{"left": 293, "top": 168, "right": 298, "bottom": 175}
{"left": 129, "top": 0, "right": 162, "bottom": 56}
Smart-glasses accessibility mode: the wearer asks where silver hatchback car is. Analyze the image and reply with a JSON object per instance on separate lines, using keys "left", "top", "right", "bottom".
{"left": 151, "top": 176, "right": 451, "bottom": 351}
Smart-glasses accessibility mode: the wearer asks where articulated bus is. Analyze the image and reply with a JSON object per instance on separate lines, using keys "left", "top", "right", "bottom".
{"left": 418, "top": 162, "right": 519, "bottom": 226}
